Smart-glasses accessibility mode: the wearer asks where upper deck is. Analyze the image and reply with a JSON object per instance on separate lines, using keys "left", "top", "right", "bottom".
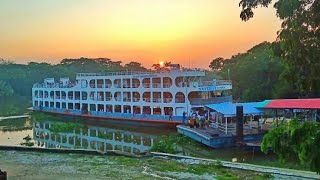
{"left": 75, "top": 69, "right": 206, "bottom": 79}
{"left": 32, "top": 69, "right": 232, "bottom": 92}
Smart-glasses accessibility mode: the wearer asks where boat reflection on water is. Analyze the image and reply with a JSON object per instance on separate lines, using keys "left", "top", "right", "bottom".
{"left": 32, "top": 120, "right": 161, "bottom": 154}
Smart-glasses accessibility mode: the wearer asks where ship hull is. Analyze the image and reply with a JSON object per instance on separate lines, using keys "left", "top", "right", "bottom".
{"left": 33, "top": 106, "right": 182, "bottom": 126}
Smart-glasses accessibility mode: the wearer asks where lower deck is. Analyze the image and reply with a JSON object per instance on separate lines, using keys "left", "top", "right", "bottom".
{"left": 177, "top": 122, "right": 270, "bottom": 148}
{"left": 33, "top": 106, "right": 182, "bottom": 125}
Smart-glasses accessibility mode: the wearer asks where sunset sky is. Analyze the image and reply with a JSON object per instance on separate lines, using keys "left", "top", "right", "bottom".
{"left": 0, "top": 0, "right": 281, "bottom": 68}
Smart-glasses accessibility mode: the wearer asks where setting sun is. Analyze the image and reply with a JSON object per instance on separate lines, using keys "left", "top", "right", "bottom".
{"left": 159, "top": 61, "right": 165, "bottom": 67}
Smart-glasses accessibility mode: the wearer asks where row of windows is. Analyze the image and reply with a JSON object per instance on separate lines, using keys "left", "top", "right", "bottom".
{"left": 34, "top": 91, "right": 186, "bottom": 103}
{"left": 34, "top": 101, "right": 176, "bottom": 115}
{"left": 82, "top": 76, "right": 192, "bottom": 88}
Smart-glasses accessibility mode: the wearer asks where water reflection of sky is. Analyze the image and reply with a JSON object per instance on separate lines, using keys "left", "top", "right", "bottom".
{"left": 0, "top": 116, "right": 174, "bottom": 154}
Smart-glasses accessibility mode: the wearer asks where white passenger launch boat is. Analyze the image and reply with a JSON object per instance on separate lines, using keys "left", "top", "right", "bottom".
{"left": 32, "top": 65, "right": 232, "bottom": 125}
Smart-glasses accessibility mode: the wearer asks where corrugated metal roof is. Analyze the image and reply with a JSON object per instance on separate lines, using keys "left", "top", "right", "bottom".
{"left": 205, "top": 102, "right": 263, "bottom": 117}
{"left": 258, "top": 99, "right": 320, "bottom": 109}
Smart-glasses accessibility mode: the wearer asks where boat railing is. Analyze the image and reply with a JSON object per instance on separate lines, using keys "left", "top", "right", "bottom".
{"left": 143, "top": 98, "right": 151, "bottom": 102}
{"left": 132, "top": 83, "right": 140, "bottom": 88}
{"left": 152, "top": 98, "right": 161, "bottom": 103}
{"left": 163, "top": 83, "right": 172, "bottom": 88}
{"left": 105, "top": 84, "right": 112, "bottom": 88}
{"left": 198, "top": 80, "right": 232, "bottom": 87}
{"left": 189, "top": 96, "right": 232, "bottom": 105}
{"left": 164, "top": 98, "right": 173, "bottom": 103}
{"left": 142, "top": 83, "right": 150, "bottom": 88}
{"left": 33, "top": 82, "right": 77, "bottom": 88}
{"left": 152, "top": 83, "right": 161, "bottom": 88}
{"left": 76, "top": 69, "right": 205, "bottom": 77}
{"left": 175, "top": 98, "right": 185, "bottom": 103}
{"left": 132, "top": 98, "right": 140, "bottom": 102}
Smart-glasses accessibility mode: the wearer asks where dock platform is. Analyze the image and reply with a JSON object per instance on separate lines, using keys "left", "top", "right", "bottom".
{"left": 177, "top": 125, "right": 266, "bottom": 148}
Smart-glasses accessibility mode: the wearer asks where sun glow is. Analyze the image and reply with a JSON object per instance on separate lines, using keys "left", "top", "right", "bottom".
{"left": 0, "top": 1, "right": 281, "bottom": 68}
{"left": 159, "top": 61, "right": 165, "bottom": 67}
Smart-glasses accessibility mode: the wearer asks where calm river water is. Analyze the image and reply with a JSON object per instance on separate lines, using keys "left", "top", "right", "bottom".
{"left": 0, "top": 115, "right": 175, "bottom": 154}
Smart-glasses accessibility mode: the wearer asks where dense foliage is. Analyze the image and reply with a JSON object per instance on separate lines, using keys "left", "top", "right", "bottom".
{"left": 0, "top": 58, "right": 148, "bottom": 116}
{"left": 210, "top": 42, "right": 285, "bottom": 101}
{"left": 239, "top": 0, "right": 320, "bottom": 97}
{"left": 261, "top": 119, "right": 320, "bottom": 174}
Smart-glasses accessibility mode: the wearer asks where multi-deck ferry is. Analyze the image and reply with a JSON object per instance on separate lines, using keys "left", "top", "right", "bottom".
{"left": 32, "top": 65, "right": 232, "bottom": 125}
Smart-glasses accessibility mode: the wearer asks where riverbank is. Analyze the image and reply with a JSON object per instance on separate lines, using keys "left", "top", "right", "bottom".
{"left": 0, "top": 150, "right": 270, "bottom": 180}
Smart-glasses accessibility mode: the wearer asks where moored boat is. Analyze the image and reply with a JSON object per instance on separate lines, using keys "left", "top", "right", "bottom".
{"left": 32, "top": 64, "right": 232, "bottom": 125}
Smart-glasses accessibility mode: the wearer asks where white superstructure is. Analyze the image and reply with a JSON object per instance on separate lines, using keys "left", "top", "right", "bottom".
{"left": 32, "top": 68, "right": 232, "bottom": 122}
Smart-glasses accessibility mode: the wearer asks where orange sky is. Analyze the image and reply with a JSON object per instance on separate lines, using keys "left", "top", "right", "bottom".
{"left": 0, "top": 0, "right": 281, "bottom": 68}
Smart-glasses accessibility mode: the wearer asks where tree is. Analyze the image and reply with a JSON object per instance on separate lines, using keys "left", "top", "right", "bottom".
{"left": 124, "top": 61, "right": 147, "bottom": 71}
{"left": 213, "top": 42, "right": 284, "bottom": 101}
{"left": 261, "top": 119, "right": 320, "bottom": 174}
{"left": 209, "top": 57, "right": 225, "bottom": 72}
{"left": 239, "top": 0, "right": 320, "bottom": 97}
{"left": 0, "top": 80, "right": 14, "bottom": 97}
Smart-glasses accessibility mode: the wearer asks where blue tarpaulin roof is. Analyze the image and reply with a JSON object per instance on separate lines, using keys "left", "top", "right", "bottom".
{"left": 205, "top": 102, "right": 263, "bottom": 117}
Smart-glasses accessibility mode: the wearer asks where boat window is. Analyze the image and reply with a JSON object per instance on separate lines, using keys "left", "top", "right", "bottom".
{"left": 68, "top": 103, "right": 73, "bottom": 110}
{"left": 132, "top": 78, "right": 140, "bottom": 88}
{"left": 115, "top": 92, "right": 122, "bottom": 101}
{"left": 142, "top": 92, "right": 151, "bottom": 102}
{"left": 163, "top": 92, "right": 173, "bottom": 103}
{"left": 90, "top": 104, "right": 96, "bottom": 111}
{"left": 164, "top": 107, "right": 173, "bottom": 115}
{"left": 75, "top": 103, "right": 80, "bottom": 110}
{"left": 132, "top": 92, "right": 140, "bottom": 102}
{"left": 114, "top": 79, "right": 121, "bottom": 88}
{"left": 114, "top": 105, "right": 121, "bottom": 113}
{"left": 142, "top": 78, "right": 150, "bottom": 88}
{"left": 124, "top": 105, "right": 131, "bottom": 113}
{"left": 105, "top": 92, "right": 112, "bottom": 101}
{"left": 106, "top": 105, "right": 113, "bottom": 112}
{"left": 68, "top": 91, "right": 74, "bottom": 100}
{"left": 152, "top": 77, "right": 161, "bottom": 88}
{"left": 123, "top": 79, "right": 131, "bottom": 88}
{"left": 97, "top": 79, "right": 103, "bottom": 88}
{"left": 123, "top": 92, "right": 131, "bottom": 102}
{"left": 50, "top": 91, "right": 54, "bottom": 99}
{"left": 163, "top": 77, "right": 172, "bottom": 88}
{"left": 56, "top": 102, "right": 60, "bottom": 108}
{"left": 175, "top": 92, "right": 185, "bottom": 103}
{"left": 133, "top": 106, "right": 141, "bottom": 114}
{"left": 105, "top": 79, "right": 112, "bottom": 88}
{"left": 34, "top": 91, "right": 39, "bottom": 98}
{"left": 152, "top": 92, "right": 161, "bottom": 103}
{"left": 61, "top": 91, "right": 66, "bottom": 99}
{"left": 89, "top": 79, "right": 95, "bottom": 88}
{"left": 81, "top": 91, "right": 88, "bottom": 100}
{"left": 175, "top": 76, "right": 183, "bottom": 87}
{"left": 153, "top": 107, "right": 161, "bottom": 115}
{"left": 81, "top": 80, "right": 88, "bottom": 88}
{"left": 143, "top": 106, "right": 151, "bottom": 115}
{"left": 98, "top": 104, "right": 104, "bottom": 111}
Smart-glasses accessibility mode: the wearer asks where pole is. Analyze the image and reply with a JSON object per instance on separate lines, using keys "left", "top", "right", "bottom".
{"left": 236, "top": 105, "right": 244, "bottom": 142}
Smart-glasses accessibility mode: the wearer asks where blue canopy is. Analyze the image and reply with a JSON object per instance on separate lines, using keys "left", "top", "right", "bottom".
{"left": 205, "top": 102, "right": 263, "bottom": 117}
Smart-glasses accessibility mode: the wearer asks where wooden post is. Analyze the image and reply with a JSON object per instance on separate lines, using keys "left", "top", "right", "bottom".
{"left": 236, "top": 105, "right": 244, "bottom": 141}
{"left": 225, "top": 117, "right": 228, "bottom": 134}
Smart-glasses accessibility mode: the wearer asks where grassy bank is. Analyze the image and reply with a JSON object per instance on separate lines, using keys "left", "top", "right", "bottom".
{"left": 151, "top": 134, "right": 309, "bottom": 171}
{"left": 0, "top": 96, "right": 30, "bottom": 116}
{"left": 0, "top": 150, "right": 270, "bottom": 180}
